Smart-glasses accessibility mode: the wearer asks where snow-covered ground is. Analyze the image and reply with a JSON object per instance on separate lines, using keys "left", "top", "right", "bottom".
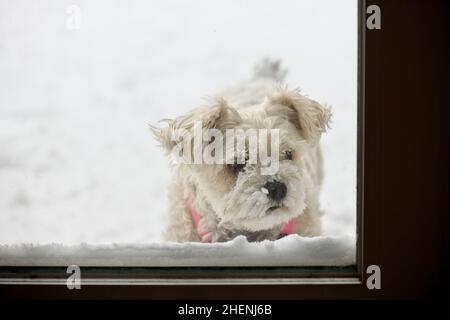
{"left": 0, "top": 0, "right": 357, "bottom": 265}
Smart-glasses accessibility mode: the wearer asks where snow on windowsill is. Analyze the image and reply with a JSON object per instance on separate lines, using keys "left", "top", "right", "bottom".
{"left": 0, "top": 234, "right": 355, "bottom": 267}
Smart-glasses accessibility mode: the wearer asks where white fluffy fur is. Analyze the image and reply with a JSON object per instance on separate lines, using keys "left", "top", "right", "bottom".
{"left": 153, "top": 60, "right": 331, "bottom": 242}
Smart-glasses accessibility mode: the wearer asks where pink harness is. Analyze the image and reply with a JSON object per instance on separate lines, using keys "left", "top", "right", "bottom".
{"left": 189, "top": 204, "right": 293, "bottom": 243}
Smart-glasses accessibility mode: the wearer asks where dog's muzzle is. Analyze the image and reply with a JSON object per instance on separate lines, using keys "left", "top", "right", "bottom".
{"left": 263, "top": 180, "right": 287, "bottom": 202}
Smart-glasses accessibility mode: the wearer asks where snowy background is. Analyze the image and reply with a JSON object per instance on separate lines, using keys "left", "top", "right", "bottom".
{"left": 0, "top": 0, "right": 357, "bottom": 257}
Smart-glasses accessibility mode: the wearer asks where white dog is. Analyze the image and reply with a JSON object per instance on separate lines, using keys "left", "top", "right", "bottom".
{"left": 152, "top": 59, "right": 331, "bottom": 242}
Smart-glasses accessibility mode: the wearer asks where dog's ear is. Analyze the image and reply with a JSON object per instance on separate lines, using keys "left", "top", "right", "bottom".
{"left": 151, "top": 97, "right": 238, "bottom": 154}
{"left": 267, "top": 88, "right": 331, "bottom": 144}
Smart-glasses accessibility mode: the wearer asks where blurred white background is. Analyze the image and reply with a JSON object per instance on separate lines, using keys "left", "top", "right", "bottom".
{"left": 0, "top": 0, "right": 357, "bottom": 244}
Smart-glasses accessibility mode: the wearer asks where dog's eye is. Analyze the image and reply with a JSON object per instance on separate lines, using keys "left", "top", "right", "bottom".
{"left": 283, "top": 150, "right": 293, "bottom": 160}
{"left": 230, "top": 163, "right": 245, "bottom": 173}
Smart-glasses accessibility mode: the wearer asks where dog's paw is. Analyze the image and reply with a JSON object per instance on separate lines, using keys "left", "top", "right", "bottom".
{"left": 211, "top": 229, "right": 235, "bottom": 243}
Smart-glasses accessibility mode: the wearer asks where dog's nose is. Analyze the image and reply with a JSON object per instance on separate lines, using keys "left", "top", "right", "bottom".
{"left": 264, "top": 181, "right": 287, "bottom": 202}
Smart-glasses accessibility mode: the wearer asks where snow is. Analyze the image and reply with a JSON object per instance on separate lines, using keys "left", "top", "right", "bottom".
{"left": 0, "top": 234, "right": 355, "bottom": 267}
{"left": 0, "top": 0, "right": 357, "bottom": 266}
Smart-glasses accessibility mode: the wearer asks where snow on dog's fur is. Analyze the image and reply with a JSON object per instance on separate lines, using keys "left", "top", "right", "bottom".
{"left": 152, "top": 59, "right": 331, "bottom": 242}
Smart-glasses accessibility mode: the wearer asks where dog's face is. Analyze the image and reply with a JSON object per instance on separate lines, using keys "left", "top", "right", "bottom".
{"left": 153, "top": 88, "right": 330, "bottom": 232}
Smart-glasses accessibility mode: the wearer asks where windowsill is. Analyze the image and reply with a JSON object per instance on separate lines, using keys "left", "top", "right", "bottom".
{"left": 0, "top": 234, "right": 355, "bottom": 267}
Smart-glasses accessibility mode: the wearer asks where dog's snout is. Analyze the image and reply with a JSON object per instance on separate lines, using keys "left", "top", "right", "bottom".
{"left": 264, "top": 181, "right": 287, "bottom": 201}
